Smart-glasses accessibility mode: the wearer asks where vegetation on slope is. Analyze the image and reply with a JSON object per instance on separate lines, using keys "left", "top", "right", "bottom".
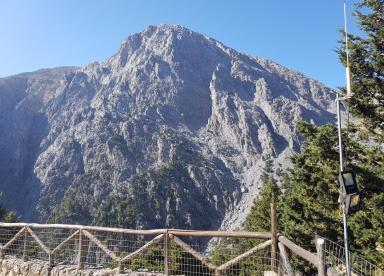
{"left": 0, "top": 193, "right": 17, "bottom": 222}
{"left": 245, "top": 0, "right": 384, "bottom": 270}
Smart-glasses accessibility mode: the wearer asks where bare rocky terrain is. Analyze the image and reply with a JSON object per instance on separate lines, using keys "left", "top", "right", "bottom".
{"left": 0, "top": 24, "right": 336, "bottom": 230}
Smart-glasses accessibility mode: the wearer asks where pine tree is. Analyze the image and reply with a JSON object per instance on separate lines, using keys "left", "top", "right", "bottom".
{"left": 337, "top": 0, "right": 384, "bottom": 267}
{"left": 337, "top": 0, "right": 384, "bottom": 139}
{"left": 279, "top": 119, "right": 384, "bottom": 269}
{"left": 241, "top": 0, "right": 384, "bottom": 271}
{"left": 245, "top": 155, "right": 279, "bottom": 233}
{"left": 279, "top": 121, "right": 342, "bottom": 273}
{"left": 0, "top": 193, "right": 17, "bottom": 222}
{"left": 279, "top": 0, "right": 384, "bottom": 263}
{"left": 244, "top": 178, "right": 278, "bottom": 233}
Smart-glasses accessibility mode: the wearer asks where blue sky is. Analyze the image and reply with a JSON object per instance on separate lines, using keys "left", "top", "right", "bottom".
{"left": 0, "top": 0, "right": 361, "bottom": 88}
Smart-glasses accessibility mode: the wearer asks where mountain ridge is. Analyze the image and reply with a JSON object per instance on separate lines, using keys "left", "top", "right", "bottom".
{"left": 0, "top": 24, "right": 336, "bottom": 230}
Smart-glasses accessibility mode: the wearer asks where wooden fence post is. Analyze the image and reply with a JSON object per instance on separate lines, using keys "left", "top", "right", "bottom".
{"left": 164, "top": 230, "right": 170, "bottom": 275}
{"left": 118, "top": 260, "right": 123, "bottom": 274}
{"left": 271, "top": 201, "right": 278, "bottom": 273}
{"left": 48, "top": 253, "right": 54, "bottom": 268}
{"left": 315, "top": 237, "right": 326, "bottom": 276}
{"left": 77, "top": 230, "right": 87, "bottom": 270}
{"left": 22, "top": 227, "right": 28, "bottom": 261}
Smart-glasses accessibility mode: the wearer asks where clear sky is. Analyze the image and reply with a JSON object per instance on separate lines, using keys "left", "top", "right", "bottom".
{"left": 0, "top": 0, "right": 361, "bottom": 88}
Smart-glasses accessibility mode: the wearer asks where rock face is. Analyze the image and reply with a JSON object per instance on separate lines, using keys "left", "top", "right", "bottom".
{"left": 0, "top": 24, "right": 336, "bottom": 230}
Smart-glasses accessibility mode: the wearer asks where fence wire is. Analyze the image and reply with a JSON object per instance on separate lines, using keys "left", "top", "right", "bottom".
{"left": 0, "top": 225, "right": 289, "bottom": 275}
{"left": 321, "top": 236, "right": 384, "bottom": 276}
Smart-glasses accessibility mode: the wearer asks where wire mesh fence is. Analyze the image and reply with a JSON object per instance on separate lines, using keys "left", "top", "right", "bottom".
{"left": 0, "top": 223, "right": 291, "bottom": 275}
{"left": 0, "top": 227, "right": 25, "bottom": 259}
{"left": 169, "top": 236, "right": 285, "bottom": 275}
{"left": 321, "top": 236, "right": 384, "bottom": 276}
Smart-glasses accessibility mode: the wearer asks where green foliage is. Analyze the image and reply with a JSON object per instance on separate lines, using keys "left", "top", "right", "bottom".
{"left": 265, "top": 1, "right": 384, "bottom": 271}
{"left": 95, "top": 196, "right": 141, "bottom": 229}
{"left": 125, "top": 145, "right": 219, "bottom": 230}
{"left": 244, "top": 178, "right": 279, "bottom": 233}
{"left": 171, "top": 246, "right": 212, "bottom": 275}
{"left": 349, "top": 193, "right": 384, "bottom": 267}
{"left": 107, "top": 242, "right": 215, "bottom": 275}
{"left": 210, "top": 238, "right": 243, "bottom": 267}
{"left": 0, "top": 193, "right": 17, "bottom": 222}
{"left": 210, "top": 238, "right": 270, "bottom": 275}
{"left": 49, "top": 195, "right": 90, "bottom": 224}
{"left": 245, "top": 155, "right": 279, "bottom": 234}
{"left": 128, "top": 244, "right": 165, "bottom": 272}
{"left": 280, "top": 121, "right": 342, "bottom": 245}
{"left": 337, "top": 0, "right": 384, "bottom": 266}
{"left": 279, "top": 118, "right": 384, "bottom": 270}
{"left": 104, "top": 244, "right": 164, "bottom": 272}
{"left": 278, "top": 121, "right": 342, "bottom": 273}
{"left": 337, "top": 0, "right": 384, "bottom": 138}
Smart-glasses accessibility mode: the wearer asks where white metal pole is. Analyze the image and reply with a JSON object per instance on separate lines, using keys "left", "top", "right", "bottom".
{"left": 343, "top": 1, "right": 349, "bottom": 58}
{"left": 337, "top": 95, "right": 344, "bottom": 172}
{"left": 337, "top": 94, "right": 351, "bottom": 276}
{"left": 343, "top": 207, "right": 351, "bottom": 276}
{"left": 344, "top": 0, "right": 352, "bottom": 97}
{"left": 340, "top": 1, "right": 352, "bottom": 275}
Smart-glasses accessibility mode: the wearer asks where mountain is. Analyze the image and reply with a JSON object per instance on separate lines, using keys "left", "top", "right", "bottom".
{"left": 0, "top": 24, "right": 336, "bottom": 230}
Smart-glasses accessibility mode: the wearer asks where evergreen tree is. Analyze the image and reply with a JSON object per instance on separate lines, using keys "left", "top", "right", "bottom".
{"left": 244, "top": 178, "right": 279, "bottom": 233}
{"left": 243, "top": 0, "right": 384, "bottom": 271}
{"left": 279, "top": 119, "right": 384, "bottom": 269}
{"left": 337, "top": 0, "right": 384, "bottom": 139}
{"left": 0, "top": 193, "right": 17, "bottom": 222}
{"left": 337, "top": 0, "right": 384, "bottom": 267}
{"left": 245, "top": 154, "right": 279, "bottom": 233}
{"left": 278, "top": 122, "right": 342, "bottom": 273}
{"left": 277, "top": 1, "right": 384, "bottom": 264}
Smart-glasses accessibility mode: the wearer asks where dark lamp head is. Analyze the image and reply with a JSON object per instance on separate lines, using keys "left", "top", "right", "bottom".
{"left": 338, "top": 170, "right": 358, "bottom": 195}
{"left": 338, "top": 170, "right": 360, "bottom": 214}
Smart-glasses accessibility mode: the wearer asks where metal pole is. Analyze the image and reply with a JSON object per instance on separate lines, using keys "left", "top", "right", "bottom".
{"left": 344, "top": 0, "right": 352, "bottom": 97}
{"left": 337, "top": 95, "right": 344, "bottom": 172}
{"left": 337, "top": 95, "right": 351, "bottom": 276}
{"left": 343, "top": 207, "right": 351, "bottom": 276}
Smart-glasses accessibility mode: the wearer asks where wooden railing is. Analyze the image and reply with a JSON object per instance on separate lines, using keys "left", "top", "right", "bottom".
{"left": 0, "top": 222, "right": 328, "bottom": 275}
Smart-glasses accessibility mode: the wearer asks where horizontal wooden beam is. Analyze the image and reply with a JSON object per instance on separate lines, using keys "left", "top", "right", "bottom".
{"left": 0, "top": 223, "right": 272, "bottom": 239}
{"left": 216, "top": 239, "right": 272, "bottom": 271}
{"left": 169, "top": 230, "right": 272, "bottom": 239}
{"left": 0, "top": 223, "right": 166, "bottom": 236}
{"left": 278, "top": 235, "right": 318, "bottom": 266}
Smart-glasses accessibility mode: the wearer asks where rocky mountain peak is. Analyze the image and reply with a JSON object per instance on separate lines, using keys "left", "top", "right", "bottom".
{"left": 0, "top": 25, "right": 336, "bottom": 230}
{"left": 114, "top": 24, "right": 223, "bottom": 65}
